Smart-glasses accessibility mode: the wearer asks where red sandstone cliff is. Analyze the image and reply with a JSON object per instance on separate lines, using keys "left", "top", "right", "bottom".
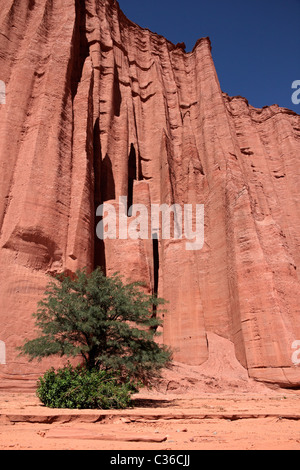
{"left": 0, "top": 0, "right": 300, "bottom": 389}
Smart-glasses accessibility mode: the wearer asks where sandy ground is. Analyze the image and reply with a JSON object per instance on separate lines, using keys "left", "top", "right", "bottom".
{"left": 1, "top": 388, "right": 300, "bottom": 450}
{"left": 1, "top": 334, "right": 299, "bottom": 450}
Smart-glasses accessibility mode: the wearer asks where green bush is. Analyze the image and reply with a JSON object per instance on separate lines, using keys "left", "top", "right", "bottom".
{"left": 19, "top": 268, "right": 172, "bottom": 386}
{"left": 36, "top": 364, "right": 136, "bottom": 409}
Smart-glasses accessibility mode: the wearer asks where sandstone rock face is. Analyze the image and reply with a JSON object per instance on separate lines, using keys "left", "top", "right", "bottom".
{"left": 0, "top": 0, "right": 300, "bottom": 389}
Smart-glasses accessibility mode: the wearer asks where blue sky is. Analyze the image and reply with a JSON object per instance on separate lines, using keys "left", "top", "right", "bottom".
{"left": 118, "top": 0, "right": 300, "bottom": 113}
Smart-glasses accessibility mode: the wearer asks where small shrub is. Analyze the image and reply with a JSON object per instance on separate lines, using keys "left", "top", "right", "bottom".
{"left": 36, "top": 364, "right": 136, "bottom": 409}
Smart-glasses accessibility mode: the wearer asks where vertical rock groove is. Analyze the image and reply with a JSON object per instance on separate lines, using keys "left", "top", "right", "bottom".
{"left": 0, "top": 0, "right": 299, "bottom": 388}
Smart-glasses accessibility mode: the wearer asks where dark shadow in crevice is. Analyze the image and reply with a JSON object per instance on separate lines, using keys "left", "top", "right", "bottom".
{"left": 127, "top": 143, "right": 145, "bottom": 214}
{"left": 153, "top": 238, "right": 159, "bottom": 298}
{"left": 71, "top": 0, "right": 90, "bottom": 100}
{"left": 113, "top": 61, "right": 122, "bottom": 117}
{"left": 127, "top": 144, "right": 137, "bottom": 215}
{"left": 93, "top": 118, "right": 106, "bottom": 274}
{"left": 151, "top": 237, "right": 160, "bottom": 330}
{"left": 101, "top": 154, "right": 116, "bottom": 202}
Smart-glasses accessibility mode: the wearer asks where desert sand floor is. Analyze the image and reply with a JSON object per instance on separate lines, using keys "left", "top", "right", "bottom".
{"left": 0, "top": 390, "right": 300, "bottom": 450}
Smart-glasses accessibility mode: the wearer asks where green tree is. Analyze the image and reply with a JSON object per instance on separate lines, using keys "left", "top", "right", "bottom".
{"left": 19, "top": 268, "right": 172, "bottom": 385}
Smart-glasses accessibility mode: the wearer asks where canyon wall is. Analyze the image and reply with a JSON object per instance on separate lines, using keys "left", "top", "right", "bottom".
{"left": 0, "top": 0, "right": 300, "bottom": 389}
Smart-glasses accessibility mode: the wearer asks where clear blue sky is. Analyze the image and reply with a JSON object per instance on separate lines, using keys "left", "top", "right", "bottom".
{"left": 118, "top": 0, "right": 300, "bottom": 113}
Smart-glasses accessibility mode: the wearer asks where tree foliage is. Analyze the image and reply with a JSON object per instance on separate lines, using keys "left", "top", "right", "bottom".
{"left": 19, "top": 268, "right": 172, "bottom": 385}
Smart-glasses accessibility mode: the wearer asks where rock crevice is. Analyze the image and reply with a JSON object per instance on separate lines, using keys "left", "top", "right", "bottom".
{"left": 0, "top": 0, "right": 300, "bottom": 388}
